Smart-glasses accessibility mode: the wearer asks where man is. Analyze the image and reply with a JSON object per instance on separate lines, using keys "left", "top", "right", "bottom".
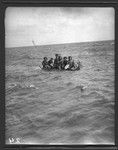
{"left": 53, "top": 54, "right": 59, "bottom": 69}
{"left": 42, "top": 57, "right": 49, "bottom": 69}
{"left": 48, "top": 58, "right": 54, "bottom": 69}
{"left": 58, "top": 55, "right": 63, "bottom": 70}
{"left": 67, "top": 56, "right": 75, "bottom": 70}
{"left": 62, "top": 57, "right": 68, "bottom": 69}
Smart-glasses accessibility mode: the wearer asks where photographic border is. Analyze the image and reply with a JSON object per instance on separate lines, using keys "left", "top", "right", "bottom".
{"left": 0, "top": 0, "right": 118, "bottom": 150}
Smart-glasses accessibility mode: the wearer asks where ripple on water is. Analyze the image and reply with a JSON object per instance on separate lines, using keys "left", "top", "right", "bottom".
{"left": 6, "top": 41, "right": 114, "bottom": 144}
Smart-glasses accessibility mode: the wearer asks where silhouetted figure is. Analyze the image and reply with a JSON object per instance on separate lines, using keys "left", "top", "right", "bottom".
{"left": 42, "top": 57, "right": 49, "bottom": 69}
{"left": 67, "top": 56, "right": 75, "bottom": 70}
{"left": 62, "top": 57, "right": 68, "bottom": 69}
{"left": 58, "top": 55, "right": 63, "bottom": 70}
{"left": 48, "top": 58, "right": 54, "bottom": 69}
{"left": 54, "top": 54, "right": 59, "bottom": 69}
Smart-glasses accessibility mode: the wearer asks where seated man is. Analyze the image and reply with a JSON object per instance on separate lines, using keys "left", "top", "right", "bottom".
{"left": 66, "top": 56, "right": 75, "bottom": 70}
{"left": 62, "top": 57, "right": 68, "bottom": 69}
{"left": 58, "top": 55, "right": 63, "bottom": 70}
{"left": 42, "top": 57, "right": 49, "bottom": 69}
{"left": 48, "top": 58, "right": 54, "bottom": 69}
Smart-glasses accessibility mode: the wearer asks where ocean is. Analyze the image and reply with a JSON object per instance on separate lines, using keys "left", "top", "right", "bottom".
{"left": 5, "top": 40, "right": 114, "bottom": 144}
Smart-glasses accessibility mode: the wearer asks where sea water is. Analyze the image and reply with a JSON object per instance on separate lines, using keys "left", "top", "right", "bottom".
{"left": 5, "top": 40, "right": 114, "bottom": 144}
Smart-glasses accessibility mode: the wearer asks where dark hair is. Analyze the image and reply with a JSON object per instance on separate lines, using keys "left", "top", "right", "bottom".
{"left": 58, "top": 56, "right": 62, "bottom": 60}
{"left": 44, "top": 57, "right": 47, "bottom": 59}
{"left": 63, "top": 57, "right": 67, "bottom": 59}
{"left": 68, "top": 56, "right": 72, "bottom": 59}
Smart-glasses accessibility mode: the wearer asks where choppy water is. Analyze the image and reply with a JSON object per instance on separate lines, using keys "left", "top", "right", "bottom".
{"left": 5, "top": 40, "right": 114, "bottom": 144}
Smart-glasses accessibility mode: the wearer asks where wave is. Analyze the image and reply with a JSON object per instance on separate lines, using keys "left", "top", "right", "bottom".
{"left": 19, "top": 54, "right": 32, "bottom": 60}
{"left": 5, "top": 40, "right": 114, "bottom": 144}
{"left": 6, "top": 83, "right": 37, "bottom": 95}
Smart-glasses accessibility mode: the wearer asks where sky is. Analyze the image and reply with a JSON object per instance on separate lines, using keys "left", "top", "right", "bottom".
{"left": 5, "top": 7, "right": 114, "bottom": 48}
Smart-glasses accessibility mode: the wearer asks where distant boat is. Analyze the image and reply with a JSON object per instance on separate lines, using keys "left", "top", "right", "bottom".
{"left": 40, "top": 62, "right": 81, "bottom": 71}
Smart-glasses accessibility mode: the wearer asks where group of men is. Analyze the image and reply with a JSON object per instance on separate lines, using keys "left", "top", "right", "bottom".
{"left": 42, "top": 54, "right": 80, "bottom": 70}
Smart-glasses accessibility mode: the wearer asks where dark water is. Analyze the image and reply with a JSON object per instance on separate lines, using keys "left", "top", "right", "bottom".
{"left": 5, "top": 40, "right": 114, "bottom": 144}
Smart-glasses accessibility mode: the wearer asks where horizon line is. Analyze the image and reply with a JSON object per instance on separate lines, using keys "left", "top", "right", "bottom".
{"left": 6, "top": 39, "right": 114, "bottom": 49}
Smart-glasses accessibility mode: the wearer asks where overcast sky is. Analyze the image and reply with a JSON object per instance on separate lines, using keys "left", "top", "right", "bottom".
{"left": 5, "top": 7, "right": 114, "bottom": 48}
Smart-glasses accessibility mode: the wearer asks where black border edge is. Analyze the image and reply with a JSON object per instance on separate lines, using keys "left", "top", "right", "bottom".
{"left": 115, "top": 2, "right": 118, "bottom": 149}
{"left": 0, "top": 0, "right": 118, "bottom": 150}
{"left": 1, "top": 0, "right": 118, "bottom": 4}
{"left": 0, "top": 1, "right": 6, "bottom": 150}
